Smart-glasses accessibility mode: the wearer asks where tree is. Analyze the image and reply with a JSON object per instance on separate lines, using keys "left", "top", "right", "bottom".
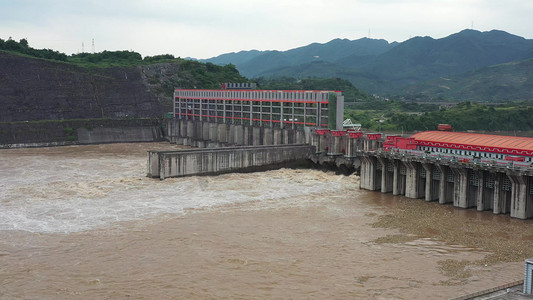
{"left": 19, "top": 38, "right": 28, "bottom": 48}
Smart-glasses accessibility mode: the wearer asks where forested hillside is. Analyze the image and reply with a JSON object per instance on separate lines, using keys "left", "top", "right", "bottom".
{"left": 401, "top": 59, "right": 533, "bottom": 102}
{"left": 345, "top": 101, "right": 533, "bottom": 132}
{"left": 204, "top": 29, "right": 533, "bottom": 101}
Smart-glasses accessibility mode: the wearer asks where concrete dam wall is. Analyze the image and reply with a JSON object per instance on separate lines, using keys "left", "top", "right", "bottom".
{"left": 77, "top": 127, "right": 162, "bottom": 144}
{"left": 0, "top": 118, "right": 164, "bottom": 148}
{"left": 148, "top": 144, "right": 314, "bottom": 179}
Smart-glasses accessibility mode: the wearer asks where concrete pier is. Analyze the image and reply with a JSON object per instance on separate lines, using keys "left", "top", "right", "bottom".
{"left": 159, "top": 118, "right": 533, "bottom": 220}
{"left": 358, "top": 151, "right": 533, "bottom": 219}
{"left": 148, "top": 144, "right": 314, "bottom": 179}
{"left": 165, "top": 118, "right": 311, "bottom": 149}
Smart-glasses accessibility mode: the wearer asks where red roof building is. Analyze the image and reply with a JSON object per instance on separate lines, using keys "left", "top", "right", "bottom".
{"left": 411, "top": 131, "right": 533, "bottom": 157}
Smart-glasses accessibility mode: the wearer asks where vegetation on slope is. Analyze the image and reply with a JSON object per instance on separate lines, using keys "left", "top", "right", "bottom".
{"left": 148, "top": 60, "right": 249, "bottom": 99}
{"left": 0, "top": 37, "right": 67, "bottom": 61}
{"left": 401, "top": 59, "right": 533, "bottom": 102}
{"left": 0, "top": 37, "right": 249, "bottom": 89}
{"left": 345, "top": 101, "right": 533, "bottom": 132}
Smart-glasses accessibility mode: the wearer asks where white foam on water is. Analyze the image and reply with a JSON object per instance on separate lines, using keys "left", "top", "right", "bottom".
{"left": 0, "top": 168, "right": 353, "bottom": 234}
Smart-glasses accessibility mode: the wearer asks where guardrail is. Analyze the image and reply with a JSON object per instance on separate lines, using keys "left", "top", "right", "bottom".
{"left": 376, "top": 149, "right": 533, "bottom": 172}
{"left": 448, "top": 280, "right": 523, "bottom": 300}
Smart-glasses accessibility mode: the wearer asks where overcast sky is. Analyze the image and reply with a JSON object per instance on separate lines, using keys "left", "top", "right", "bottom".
{"left": 1, "top": 0, "right": 532, "bottom": 59}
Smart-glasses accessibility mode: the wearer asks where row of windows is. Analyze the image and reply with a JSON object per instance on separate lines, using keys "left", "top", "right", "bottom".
{"left": 175, "top": 90, "right": 334, "bottom": 102}
{"left": 418, "top": 146, "right": 533, "bottom": 162}
{"left": 176, "top": 99, "right": 324, "bottom": 107}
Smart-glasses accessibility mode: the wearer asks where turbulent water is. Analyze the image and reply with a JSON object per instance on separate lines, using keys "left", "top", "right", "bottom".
{"left": 0, "top": 143, "right": 525, "bottom": 299}
{"left": 0, "top": 145, "right": 343, "bottom": 233}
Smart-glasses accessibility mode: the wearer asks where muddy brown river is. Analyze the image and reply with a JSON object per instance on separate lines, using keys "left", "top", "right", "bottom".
{"left": 0, "top": 143, "right": 531, "bottom": 299}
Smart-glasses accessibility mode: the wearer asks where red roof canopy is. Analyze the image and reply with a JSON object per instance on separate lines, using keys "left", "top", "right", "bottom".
{"left": 411, "top": 131, "right": 533, "bottom": 157}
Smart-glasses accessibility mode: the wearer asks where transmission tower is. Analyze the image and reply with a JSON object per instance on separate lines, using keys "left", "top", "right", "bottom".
{"left": 92, "top": 38, "right": 95, "bottom": 53}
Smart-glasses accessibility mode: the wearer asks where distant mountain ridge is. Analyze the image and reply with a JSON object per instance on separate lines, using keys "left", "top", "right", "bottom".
{"left": 202, "top": 29, "right": 533, "bottom": 101}
{"left": 201, "top": 37, "right": 397, "bottom": 78}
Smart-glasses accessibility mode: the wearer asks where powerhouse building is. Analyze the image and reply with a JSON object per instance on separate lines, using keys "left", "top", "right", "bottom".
{"left": 173, "top": 88, "right": 345, "bottom": 130}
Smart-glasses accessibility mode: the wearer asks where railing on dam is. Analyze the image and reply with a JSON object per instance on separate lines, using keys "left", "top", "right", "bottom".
{"left": 371, "top": 148, "right": 533, "bottom": 173}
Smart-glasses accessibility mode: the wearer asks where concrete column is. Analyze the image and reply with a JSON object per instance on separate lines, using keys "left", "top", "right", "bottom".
{"left": 392, "top": 160, "right": 400, "bottom": 195}
{"left": 476, "top": 170, "right": 486, "bottom": 211}
{"left": 346, "top": 138, "right": 353, "bottom": 157}
{"left": 233, "top": 125, "right": 244, "bottom": 145}
{"left": 243, "top": 126, "right": 252, "bottom": 146}
{"left": 226, "top": 123, "right": 237, "bottom": 146}
{"left": 404, "top": 161, "right": 421, "bottom": 199}
{"left": 360, "top": 156, "right": 378, "bottom": 191}
{"left": 451, "top": 167, "right": 468, "bottom": 208}
{"left": 263, "top": 127, "right": 273, "bottom": 145}
{"left": 166, "top": 119, "right": 179, "bottom": 140}
{"left": 509, "top": 175, "right": 531, "bottom": 219}
{"left": 436, "top": 164, "right": 447, "bottom": 204}
{"left": 360, "top": 156, "right": 368, "bottom": 190}
{"left": 283, "top": 129, "right": 292, "bottom": 145}
{"left": 209, "top": 122, "right": 218, "bottom": 142}
{"left": 273, "top": 128, "right": 283, "bottom": 145}
{"left": 304, "top": 127, "right": 312, "bottom": 145}
{"left": 186, "top": 120, "right": 195, "bottom": 139}
{"left": 217, "top": 123, "right": 228, "bottom": 144}
{"left": 295, "top": 129, "right": 305, "bottom": 144}
{"left": 378, "top": 157, "right": 387, "bottom": 193}
{"left": 179, "top": 119, "right": 188, "bottom": 138}
{"left": 493, "top": 173, "right": 502, "bottom": 214}
{"left": 422, "top": 163, "right": 434, "bottom": 201}
{"left": 378, "top": 157, "right": 393, "bottom": 193}
{"left": 311, "top": 133, "right": 320, "bottom": 150}
{"left": 252, "top": 127, "right": 262, "bottom": 146}
{"left": 202, "top": 121, "right": 210, "bottom": 141}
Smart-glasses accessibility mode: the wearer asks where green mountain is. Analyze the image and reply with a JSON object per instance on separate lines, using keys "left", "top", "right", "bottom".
{"left": 204, "top": 38, "right": 396, "bottom": 78}
{"left": 199, "top": 49, "right": 268, "bottom": 66}
{"left": 204, "top": 29, "right": 533, "bottom": 101}
{"left": 401, "top": 58, "right": 533, "bottom": 101}
{"left": 361, "top": 29, "right": 533, "bottom": 88}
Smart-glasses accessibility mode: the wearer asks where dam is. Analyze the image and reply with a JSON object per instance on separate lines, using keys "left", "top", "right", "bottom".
{"left": 149, "top": 86, "right": 533, "bottom": 220}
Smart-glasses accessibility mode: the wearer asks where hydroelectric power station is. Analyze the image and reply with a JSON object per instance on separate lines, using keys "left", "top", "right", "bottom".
{"left": 148, "top": 85, "right": 533, "bottom": 220}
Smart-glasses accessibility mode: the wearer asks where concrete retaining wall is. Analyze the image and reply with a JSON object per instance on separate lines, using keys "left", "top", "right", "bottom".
{"left": 77, "top": 126, "right": 162, "bottom": 144}
{"left": 148, "top": 144, "right": 314, "bottom": 179}
{"left": 1, "top": 118, "right": 164, "bottom": 147}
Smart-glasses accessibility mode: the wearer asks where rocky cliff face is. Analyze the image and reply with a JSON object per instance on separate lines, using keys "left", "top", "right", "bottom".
{"left": 0, "top": 52, "right": 169, "bottom": 122}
